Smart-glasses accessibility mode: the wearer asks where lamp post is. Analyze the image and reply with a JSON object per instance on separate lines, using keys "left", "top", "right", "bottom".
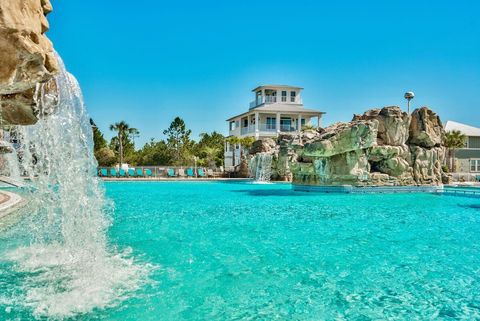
{"left": 194, "top": 156, "right": 198, "bottom": 178}
{"left": 404, "top": 91, "right": 415, "bottom": 114}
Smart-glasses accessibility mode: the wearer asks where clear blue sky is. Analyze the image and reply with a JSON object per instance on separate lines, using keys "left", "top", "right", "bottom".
{"left": 48, "top": 0, "right": 480, "bottom": 147}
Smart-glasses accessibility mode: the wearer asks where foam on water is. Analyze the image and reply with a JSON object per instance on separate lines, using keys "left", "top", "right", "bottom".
{"left": 1, "top": 54, "right": 148, "bottom": 319}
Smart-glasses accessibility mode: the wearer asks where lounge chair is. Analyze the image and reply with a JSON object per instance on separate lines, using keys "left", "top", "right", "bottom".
{"left": 109, "top": 168, "right": 117, "bottom": 177}
{"left": 207, "top": 169, "right": 214, "bottom": 177}
{"left": 178, "top": 168, "right": 186, "bottom": 178}
{"left": 136, "top": 168, "right": 144, "bottom": 177}
{"left": 128, "top": 169, "right": 136, "bottom": 177}
{"left": 186, "top": 168, "right": 194, "bottom": 177}
{"left": 119, "top": 169, "right": 126, "bottom": 177}
{"left": 167, "top": 168, "right": 176, "bottom": 177}
{"left": 99, "top": 168, "right": 108, "bottom": 177}
{"left": 145, "top": 169, "right": 153, "bottom": 177}
{"left": 476, "top": 175, "right": 480, "bottom": 182}
{"left": 197, "top": 168, "right": 206, "bottom": 177}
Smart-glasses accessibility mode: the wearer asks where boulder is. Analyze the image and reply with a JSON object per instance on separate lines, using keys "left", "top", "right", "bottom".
{"left": 249, "top": 138, "right": 276, "bottom": 155}
{"left": 353, "top": 106, "right": 410, "bottom": 146}
{"left": 303, "top": 120, "right": 378, "bottom": 157}
{"left": 368, "top": 144, "right": 410, "bottom": 162}
{"left": 409, "top": 107, "right": 444, "bottom": 148}
{"left": 410, "top": 146, "right": 444, "bottom": 184}
{"left": 0, "top": 0, "right": 58, "bottom": 125}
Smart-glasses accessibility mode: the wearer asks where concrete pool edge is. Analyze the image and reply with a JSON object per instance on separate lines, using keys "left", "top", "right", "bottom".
{"left": 0, "top": 191, "right": 27, "bottom": 219}
{"left": 293, "top": 185, "right": 444, "bottom": 194}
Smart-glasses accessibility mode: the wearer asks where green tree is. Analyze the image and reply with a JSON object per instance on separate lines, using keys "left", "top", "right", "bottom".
{"left": 136, "top": 139, "right": 173, "bottom": 165}
{"left": 444, "top": 130, "right": 466, "bottom": 172}
{"left": 195, "top": 131, "right": 225, "bottom": 167}
{"left": 90, "top": 118, "right": 107, "bottom": 152}
{"left": 163, "top": 117, "right": 193, "bottom": 165}
{"left": 109, "top": 121, "right": 139, "bottom": 165}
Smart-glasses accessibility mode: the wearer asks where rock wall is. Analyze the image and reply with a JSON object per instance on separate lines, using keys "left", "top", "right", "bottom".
{"left": 250, "top": 106, "right": 448, "bottom": 186}
{"left": 0, "top": 0, "right": 58, "bottom": 125}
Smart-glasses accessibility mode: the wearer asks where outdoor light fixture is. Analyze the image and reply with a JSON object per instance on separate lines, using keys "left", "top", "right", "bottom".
{"left": 404, "top": 91, "right": 415, "bottom": 113}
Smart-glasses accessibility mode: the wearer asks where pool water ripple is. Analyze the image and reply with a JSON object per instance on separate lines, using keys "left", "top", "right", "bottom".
{"left": 2, "top": 181, "right": 480, "bottom": 320}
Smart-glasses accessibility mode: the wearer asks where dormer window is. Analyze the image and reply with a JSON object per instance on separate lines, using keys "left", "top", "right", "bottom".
{"left": 281, "top": 91, "right": 287, "bottom": 102}
{"left": 290, "top": 91, "right": 296, "bottom": 103}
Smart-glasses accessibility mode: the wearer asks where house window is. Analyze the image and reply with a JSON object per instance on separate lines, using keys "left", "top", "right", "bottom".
{"left": 471, "top": 159, "right": 480, "bottom": 172}
{"left": 280, "top": 118, "right": 292, "bottom": 131}
{"left": 469, "top": 137, "right": 480, "bottom": 149}
{"left": 301, "top": 118, "right": 306, "bottom": 127}
{"left": 281, "top": 91, "right": 287, "bottom": 102}
{"left": 266, "top": 117, "right": 276, "bottom": 130}
{"left": 290, "top": 91, "right": 296, "bottom": 102}
{"left": 243, "top": 119, "right": 248, "bottom": 127}
{"left": 229, "top": 121, "right": 236, "bottom": 131}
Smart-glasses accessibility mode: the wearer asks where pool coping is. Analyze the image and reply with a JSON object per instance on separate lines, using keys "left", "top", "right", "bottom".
{"left": 293, "top": 185, "right": 444, "bottom": 194}
{"left": 0, "top": 190, "right": 27, "bottom": 219}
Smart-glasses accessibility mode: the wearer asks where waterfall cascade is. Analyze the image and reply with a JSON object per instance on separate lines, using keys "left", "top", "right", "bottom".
{"left": 0, "top": 54, "right": 147, "bottom": 319}
{"left": 249, "top": 152, "right": 273, "bottom": 183}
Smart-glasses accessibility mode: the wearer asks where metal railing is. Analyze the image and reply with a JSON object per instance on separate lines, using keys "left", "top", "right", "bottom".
{"left": 280, "top": 125, "right": 297, "bottom": 132}
{"left": 451, "top": 172, "right": 480, "bottom": 182}
{"left": 258, "top": 123, "right": 276, "bottom": 132}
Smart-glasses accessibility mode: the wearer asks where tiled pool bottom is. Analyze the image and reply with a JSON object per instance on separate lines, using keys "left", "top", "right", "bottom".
{"left": 2, "top": 181, "right": 480, "bottom": 320}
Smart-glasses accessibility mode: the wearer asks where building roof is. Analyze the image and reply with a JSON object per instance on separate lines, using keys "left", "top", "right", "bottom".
{"left": 251, "top": 85, "right": 304, "bottom": 92}
{"left": 227, "top": 104, "right": 324, "bottom": 121}
{"left": 445, "top": 120, "right": 480, "bottom": 137}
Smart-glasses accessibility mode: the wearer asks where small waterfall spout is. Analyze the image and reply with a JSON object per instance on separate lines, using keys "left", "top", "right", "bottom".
{"left": 249, "top": 152, "right": 273, "bottom": 182}
{"left": 0, "top": 53, "right": 147, "bottom": 319}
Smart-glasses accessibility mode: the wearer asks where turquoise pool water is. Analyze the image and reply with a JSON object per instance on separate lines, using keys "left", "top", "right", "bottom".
{"left": 2, "top": 182, "right": 480, "bottom": 320}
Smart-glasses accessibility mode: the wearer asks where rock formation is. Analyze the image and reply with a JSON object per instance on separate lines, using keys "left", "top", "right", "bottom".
{"left": 0, "top": 0, "right": 58, "bottom": 125}
{"left": 249, "top": 106, "right": 447, "bottom": 186}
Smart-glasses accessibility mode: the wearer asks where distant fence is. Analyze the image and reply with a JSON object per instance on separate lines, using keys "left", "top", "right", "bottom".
{"left": 451, "top": 172, "right": 480, "bottom": 183}
{"left": 97, "top": 166, "right": 227, "bottom": 178}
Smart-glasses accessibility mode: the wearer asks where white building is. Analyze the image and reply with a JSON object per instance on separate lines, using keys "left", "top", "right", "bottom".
{"left": 445, "top": 120, "right": 480, "bottom": 174}
{"left": 224, "top": 85, "right": 325, "bottom": 169}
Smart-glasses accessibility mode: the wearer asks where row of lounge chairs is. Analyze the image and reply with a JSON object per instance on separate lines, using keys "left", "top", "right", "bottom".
{"left": 99, "top": 168, "right": 153, "bottom": 178}
{"left": 98, "top": 167, "right": 217, "bottom": 178}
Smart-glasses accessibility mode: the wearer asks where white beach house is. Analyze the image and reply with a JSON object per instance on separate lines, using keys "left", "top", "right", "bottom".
{"left": 224, "top": 85, "right": 325, "bottom": 169}
{"left": 445, "top": 120, "right": 480, "bottom": 174}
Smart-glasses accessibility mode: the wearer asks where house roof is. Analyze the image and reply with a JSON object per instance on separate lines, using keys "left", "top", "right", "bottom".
{"left": 445, "top": 120, "right": 480, "bottom": 137}
{"left": 226, "top": 104, "right": 325, "bottom": 121}
{"left": 251, "top": 85, "right": 304, "bottom": 92}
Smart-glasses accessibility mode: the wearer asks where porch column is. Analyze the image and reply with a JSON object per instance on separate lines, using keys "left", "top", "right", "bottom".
{"left": 317, "top": 115, "right": 321, "bottom": 128}
{"left": 276, "top": 112, "right": 281, "bottom": 134}
{"left": 297, "top": 114, "right": 302, "bottom": 133}
{"left": 255, "top": 112, "right": 259, "bottom": 138}
{"left": 261, "top": 89, "right": 265, "bottom": 104}
{"left": 247, "top": 114, "right": 251, "bottom": 134}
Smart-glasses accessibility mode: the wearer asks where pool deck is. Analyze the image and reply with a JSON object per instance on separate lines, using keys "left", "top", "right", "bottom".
{"left": 0, "top": 190, "right": 26, "bottom": 219}
{"left": 101, "top": 177, "right": 253, "bottom": 182}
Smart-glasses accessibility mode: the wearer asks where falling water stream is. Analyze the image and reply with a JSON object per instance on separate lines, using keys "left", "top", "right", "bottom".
{"left": 1, "top": 54, "right": 147, "bottom": 319}
{"left": 249, "top": 153, "right": 273, "bottom": 183}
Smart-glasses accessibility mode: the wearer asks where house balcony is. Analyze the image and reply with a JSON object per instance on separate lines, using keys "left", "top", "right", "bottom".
{"left": 239, "top": 123, "right": 298, "bottom": 135}
{"left": 249, "top": 96, "right": 278, "bottom": 109}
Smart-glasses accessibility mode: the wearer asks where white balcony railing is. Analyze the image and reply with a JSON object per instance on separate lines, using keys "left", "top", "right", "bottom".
{"left": 249, "top": 96, "right": 278, "bottom": 108}
{"left": 238, "top": 123, "right": 298, "bottom": 134}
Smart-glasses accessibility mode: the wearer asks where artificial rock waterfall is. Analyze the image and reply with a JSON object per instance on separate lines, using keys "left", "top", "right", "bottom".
{"left": 248, "top": 106, "right": 450, "bottom": 186}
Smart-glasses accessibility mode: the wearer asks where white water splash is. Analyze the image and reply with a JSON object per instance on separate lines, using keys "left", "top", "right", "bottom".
{"left": 3, "top": 54, "right": 148, "bottom": 319}
{"left": 249, "top": 153, "right": 273, "bottom": 183}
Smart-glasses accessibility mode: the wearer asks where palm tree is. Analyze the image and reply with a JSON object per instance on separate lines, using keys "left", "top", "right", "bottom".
{"left": 201, "top": 146, "right": 221, "bottom": 167}
{"left": 109, "top": 121, "right": 138, "bottom": 165}
{"left": 444, "top": 130, "right": 466, "bottom": 172}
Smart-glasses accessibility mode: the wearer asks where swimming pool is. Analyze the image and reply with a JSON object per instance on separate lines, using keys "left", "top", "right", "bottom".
{"left": 2, "top": 181, "right": 480, "bottom": 320}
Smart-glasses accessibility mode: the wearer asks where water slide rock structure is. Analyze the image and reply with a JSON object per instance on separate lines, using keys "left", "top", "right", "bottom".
{"left": 0, "top": 0, "right": 58, "bottom": 125}
{"left": 249, "top": 106, "right": 449, "bottom": 186}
